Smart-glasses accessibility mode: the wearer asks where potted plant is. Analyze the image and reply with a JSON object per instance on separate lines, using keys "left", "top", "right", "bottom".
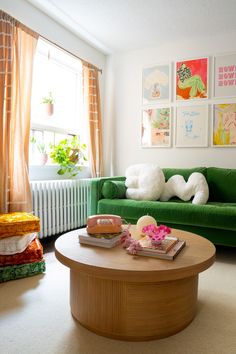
{"left": 42, "top": 92, "right": 55, "bottom": 116}
{"left": 50, "top": 135, "right": 87, "bottom": 178}
{"left": 30, "top": 137, "right": 48, "bottom": 165}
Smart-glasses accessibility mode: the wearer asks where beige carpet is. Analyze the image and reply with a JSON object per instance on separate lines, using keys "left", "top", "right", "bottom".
{"left": 0, "top": 240, "right": 235, "bottom": 354}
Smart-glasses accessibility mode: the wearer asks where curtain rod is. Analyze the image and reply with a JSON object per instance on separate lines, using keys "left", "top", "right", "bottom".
{"left": 0, "top": 10, "right": 102, "bottom": 74}
{"left": 40, "top": 34, "right": 102, "bottom": 74}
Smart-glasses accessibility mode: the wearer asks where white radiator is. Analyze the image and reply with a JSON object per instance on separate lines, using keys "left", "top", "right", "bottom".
{"left": 30, "top": 179, "right": 91, "bottom": 239}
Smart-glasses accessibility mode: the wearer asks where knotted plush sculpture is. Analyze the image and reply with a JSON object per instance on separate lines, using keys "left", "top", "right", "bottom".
{"left": 125, "top": 164, "right": 209, "bottom": 205}
{"left": 160, "top": 172, "right": 209, "bottom": 205}
{"left": 125, "top": 163, "right": 165, "bottom": 201}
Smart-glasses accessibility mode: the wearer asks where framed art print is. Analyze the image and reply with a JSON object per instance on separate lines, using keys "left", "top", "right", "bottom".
{"left": 212, "top": 103, "right": 236, "bottom": 147}
{"left": 175, "top": 57, "right": 208, "bottom": 101}
{"left": 141, "top": 107, "right": 171, "bottom": 147}
{"left": 214, "top": 53, "right": 236, "bottom": 98}
{"left": 175, "top": 105, "right": 208, "bottom": 147}
{"left": 142, "top": 63, "right": 171, "bottom": 104}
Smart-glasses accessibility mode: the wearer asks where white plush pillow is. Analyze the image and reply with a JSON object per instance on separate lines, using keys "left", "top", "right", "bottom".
{"left": 0, "top": 232, "right": 37, "bottom": 255}
{"left": 125, "top": 163, "right": 165, "bottom": 200}
{"left": 160, "top": 172, "right": 209, "bottom": 205}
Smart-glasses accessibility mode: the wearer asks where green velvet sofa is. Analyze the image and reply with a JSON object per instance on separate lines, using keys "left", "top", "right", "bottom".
{"left": 89, "top": 167, "right": 236, "bottom": 247}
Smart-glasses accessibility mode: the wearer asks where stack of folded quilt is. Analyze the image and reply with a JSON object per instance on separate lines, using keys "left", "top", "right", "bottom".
{"left": 0, "top": 212, "right": 46, "bottom": 282}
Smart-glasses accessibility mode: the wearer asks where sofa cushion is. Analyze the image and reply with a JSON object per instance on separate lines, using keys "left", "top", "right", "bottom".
{"left": 125, "top": 163, "right": 165, "bottom": 200}
{"left": 98, "top": 199, "right": 236, "bottom": 231}
{"left": 207, "top": 167, "right": 236, "bottom": 202}
{"left": 162, "top": 167, "right": 207, "bottom": 181}
{"left": 160, "top": 172, "right": 209, "bottom": 205}
{"left": 102, "top": 180, "right": 127, "bottom": 199}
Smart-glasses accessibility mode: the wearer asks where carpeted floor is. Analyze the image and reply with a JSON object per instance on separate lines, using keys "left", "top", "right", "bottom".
{"left": 0, "top": 238, "right": 236, "bottom": 354}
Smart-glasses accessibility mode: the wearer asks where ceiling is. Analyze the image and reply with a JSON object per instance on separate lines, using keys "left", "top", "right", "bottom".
{"left": 27, "top": 0, "right": 236, "bottom": 54}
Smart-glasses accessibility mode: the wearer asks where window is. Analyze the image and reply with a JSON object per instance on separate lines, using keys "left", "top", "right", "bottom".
{"left": 29, "top": 38, "right": 88, "bottom": 166}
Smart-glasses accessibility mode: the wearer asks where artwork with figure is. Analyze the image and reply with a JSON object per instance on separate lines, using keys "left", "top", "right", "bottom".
{"left": 142, "top": 64, "right": 170, "bottom": 104}
{"left": 176, "top": 58, "right": 208, "bottom": 100}
{"left": 175, "top": 105, "right": 208, "bottom": 147}
{"left": 141, "top": 107, "right": 171, "bottom": 147}
{"left": 213, "top": 103, "right": 236, "bottom": 146}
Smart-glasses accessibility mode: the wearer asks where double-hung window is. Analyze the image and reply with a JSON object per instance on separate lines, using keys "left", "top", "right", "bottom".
{"left": 29, "top": 38, "right": 88, "bottom": 173}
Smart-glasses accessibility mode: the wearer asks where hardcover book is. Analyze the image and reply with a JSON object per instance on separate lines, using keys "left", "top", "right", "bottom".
{"left": 136, "top": 240, "right": 186, "bottom": 260}
{"left": 139, "top": 236, "right": 178, "bottom": 254}
{"left": 78, "top": 228, "right": 125, "bottom": 248}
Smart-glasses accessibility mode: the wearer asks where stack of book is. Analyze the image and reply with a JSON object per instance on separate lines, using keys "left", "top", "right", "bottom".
{"left": 137, "top": 235, "right": 186, "bottom": 260}
{"left": 78, "top": 227, "right": 126, "bottom": 248}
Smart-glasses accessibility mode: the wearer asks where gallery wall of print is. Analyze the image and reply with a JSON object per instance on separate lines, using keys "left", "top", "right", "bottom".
{"left": 141, "top": 53, "right": 236, "bottom": 148}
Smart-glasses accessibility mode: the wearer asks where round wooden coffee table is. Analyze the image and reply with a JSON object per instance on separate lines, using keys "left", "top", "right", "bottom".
{"left": 55, "top": 227, "right": 215, "bottom": 341}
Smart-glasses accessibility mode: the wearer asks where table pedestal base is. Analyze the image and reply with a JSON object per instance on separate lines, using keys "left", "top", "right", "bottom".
{"left": 70, "top": 270, "right": 198, "bottom": 341}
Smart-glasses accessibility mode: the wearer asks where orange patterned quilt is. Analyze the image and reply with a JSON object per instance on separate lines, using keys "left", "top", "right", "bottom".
{"left": 0, "top": 238, "right": 43, "bottom": 266}
{"left": 0, "top": 212, "right": 40, "bottom": 238}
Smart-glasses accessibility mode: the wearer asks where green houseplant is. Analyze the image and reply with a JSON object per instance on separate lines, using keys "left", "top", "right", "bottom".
{"left": 50, "top": 135, "right": 87, "bottom": 178}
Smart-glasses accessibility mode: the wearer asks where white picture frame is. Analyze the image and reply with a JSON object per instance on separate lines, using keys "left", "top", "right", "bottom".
{"left": 142, "top": 63, "right": 171, "bottom": 104}
{"left": 175, "top": 105, "right": 208, "bottom": 147}
{"left": 175, "top": 57, "right": 209, "bottom": 101}
{"left": 211, "top": 103, "right": 236, "bottom": 147}
{"left": 213, "top": 53, "right": 236, "bottom": 98}
{"left": 141, "top": 107, "right": 172, "bottom": 148}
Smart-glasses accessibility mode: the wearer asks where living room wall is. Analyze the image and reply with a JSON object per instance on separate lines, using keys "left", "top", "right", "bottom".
{"left": 0, "top": 0, "right": 106, "bottom": 70}
{"left": 104, "top": 31, "right": 236, "bottom": 176}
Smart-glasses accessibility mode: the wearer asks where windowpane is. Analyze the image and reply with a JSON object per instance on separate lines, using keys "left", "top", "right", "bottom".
{"left": 55, "top": 133, "right": 69, "bottom": 144}
{"left": 30, "top": 38, "right": 87, "bottom": 167}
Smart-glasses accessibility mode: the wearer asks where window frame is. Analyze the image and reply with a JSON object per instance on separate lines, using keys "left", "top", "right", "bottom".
{"left": 29, "top": 38, "right": 88, "bottom": 178}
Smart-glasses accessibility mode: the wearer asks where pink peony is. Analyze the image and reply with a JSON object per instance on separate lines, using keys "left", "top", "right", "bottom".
{"left": 142, "top": 224, "right": 171, "bottom": 244}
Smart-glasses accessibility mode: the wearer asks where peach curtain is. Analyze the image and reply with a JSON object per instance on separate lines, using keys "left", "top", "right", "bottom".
{"left": 0, "top": 11, "right": 38, "bottom": 213}
{"left": 82, "top": 62, "right": 103, "bottom": 177}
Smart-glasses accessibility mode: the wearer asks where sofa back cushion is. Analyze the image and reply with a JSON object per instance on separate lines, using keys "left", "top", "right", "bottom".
{"left": 102, "top": 180, "right": 127, "bottom": 199}
{"left": 207, "top": 167, "right": 236, "bottom": 202}
{"left": 162, "top": 167, "right": 207, "bottom": 181}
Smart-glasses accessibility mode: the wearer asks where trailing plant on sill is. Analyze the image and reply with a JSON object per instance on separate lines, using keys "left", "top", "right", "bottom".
{"left": 50, "top": 135, "right": 87, "bottom": 178}
{"left": 30, "top": 136, "right": 47, "bottom": 154}
{"left": 30, "top": 137, "right": 48, "bottom": 165}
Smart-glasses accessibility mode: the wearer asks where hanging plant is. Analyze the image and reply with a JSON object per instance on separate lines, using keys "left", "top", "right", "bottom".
{"left": 50, "top": 136, "right": 87, "bottom": 178}
{"left": 41, "top": 92, "right": 55, "bottom": 116}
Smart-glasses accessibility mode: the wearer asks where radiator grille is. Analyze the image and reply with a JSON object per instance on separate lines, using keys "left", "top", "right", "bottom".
{"left": 30, "top": 179, "right": 91, "bottom": 239}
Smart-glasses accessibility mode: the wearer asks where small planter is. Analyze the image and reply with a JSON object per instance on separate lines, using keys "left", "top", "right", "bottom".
{"left": 45, "top": 103, "right": 54, "bottom": 116}
{"left": 39, "top": 153, "right": 48, "bottom": 166}
{"left": 42, "top": 92, "right": 55, "bottom": 116}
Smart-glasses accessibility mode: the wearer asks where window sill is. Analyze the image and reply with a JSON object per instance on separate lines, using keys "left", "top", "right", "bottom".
{"left": 29, "top": 165, "right": 91, "bottom": 181}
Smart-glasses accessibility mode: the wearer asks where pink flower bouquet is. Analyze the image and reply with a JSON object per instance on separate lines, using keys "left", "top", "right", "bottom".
{"left": 142, "top": 224, "right": 171, "bottom": 247}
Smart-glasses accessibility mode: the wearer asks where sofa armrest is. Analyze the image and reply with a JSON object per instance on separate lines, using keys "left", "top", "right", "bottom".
{"left": 89, "top": 176, "right": 125, "bottom": 215}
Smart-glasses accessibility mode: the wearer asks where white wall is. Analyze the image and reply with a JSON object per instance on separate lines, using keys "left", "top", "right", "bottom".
{"left": 0, "top": 0, "right": 106, "bottom": 70}
{"left": 104, "top": 31, "right": 236, "bottom": 176}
